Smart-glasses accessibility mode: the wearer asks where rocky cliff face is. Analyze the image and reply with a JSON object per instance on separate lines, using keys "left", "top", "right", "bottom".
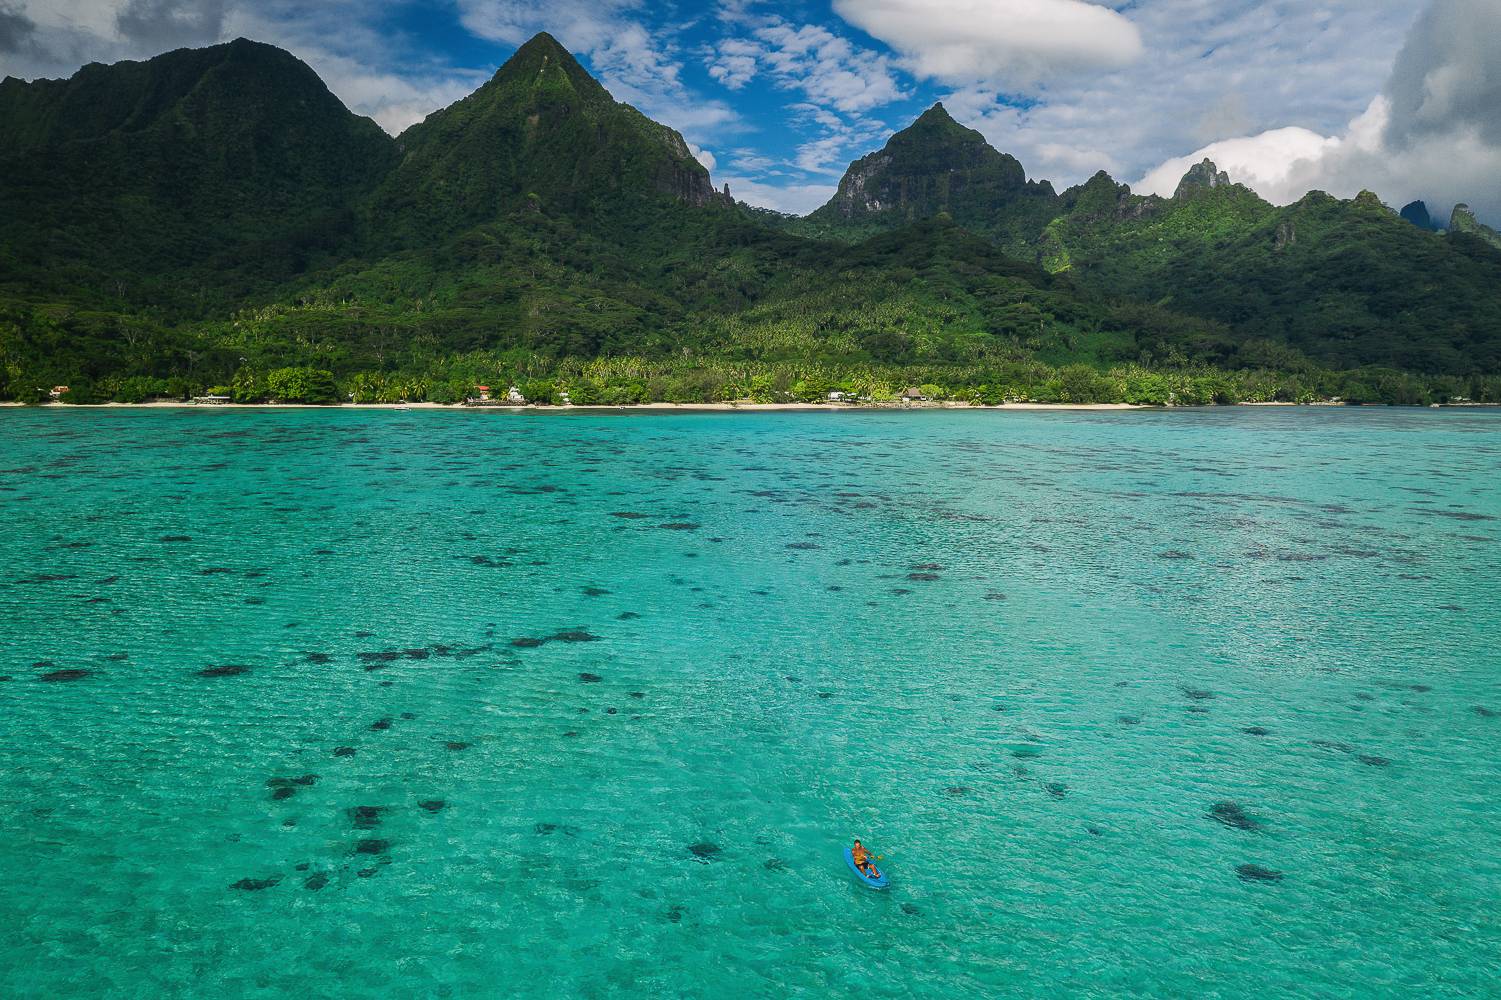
{"left": 1173, "top": 159, "right": 1233, "bottom": 199}
{"left": 805, "top": 102, "right": 1058, "bottom": 249}
{"left": 1450, "top": 203, "right": 1501, "bottom": 249}
{"left": 652, "top": 128, "right": 730, "bottom": 207}
{"left": 814, "top": 103, "right": 1034, "bottom": 221}
{"left": 1400, "top": 200, "right": 1436, "bottom": 230}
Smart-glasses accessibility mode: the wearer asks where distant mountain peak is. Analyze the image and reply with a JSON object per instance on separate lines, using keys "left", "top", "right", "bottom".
{"left": 1400, "top": 199, "right": 1434, "bottom": 230}
{"left": 915, "top": 101, "right": 955, "bottom": 123}
{"left": 486, "top": 30, "right": 610, "bottom": 103}
{"left": 1174, "top": 158, "right": 1232, "bottom": 199}
{"left": 1451, "top": 203, "right": 1501, "bottom": 249}
{"left": 807, "top": 100, "right": 1058, "bottom": 236}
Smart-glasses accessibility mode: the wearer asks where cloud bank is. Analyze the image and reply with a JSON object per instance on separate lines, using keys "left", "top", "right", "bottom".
{"left": 833, "top": 0, "right": 1142, "bottom": 84}
{"left": 1136, "top": 0, "right": 1501, "bottom": 221}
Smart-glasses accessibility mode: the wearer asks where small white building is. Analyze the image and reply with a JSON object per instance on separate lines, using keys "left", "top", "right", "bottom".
{"left": 827, "top": 391, "right": 848, "bottom": 402}
{"left": 505, "top": 385, "right": 527, "bottom": 404}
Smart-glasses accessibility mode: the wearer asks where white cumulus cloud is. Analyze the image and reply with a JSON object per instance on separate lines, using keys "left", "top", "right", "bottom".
{"left": 832, "top": 0, "right": 1143, "bottom": 85}
{"left": 1135, "top": 0, "right": 1501, "bottom": 222}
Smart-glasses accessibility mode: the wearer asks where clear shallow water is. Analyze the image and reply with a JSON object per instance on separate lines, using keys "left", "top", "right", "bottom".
{"left": 1, "top": 406, "right": 1498, "bottom": 998}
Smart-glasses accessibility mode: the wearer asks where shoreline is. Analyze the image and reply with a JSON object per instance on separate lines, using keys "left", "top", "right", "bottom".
{"left": 2, "top": 400, "right": 1496, "bottom": 412}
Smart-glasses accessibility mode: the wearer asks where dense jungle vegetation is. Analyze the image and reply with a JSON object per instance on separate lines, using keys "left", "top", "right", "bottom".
{"left": 3, "top": 33, "right": 1499, "bottom": 407}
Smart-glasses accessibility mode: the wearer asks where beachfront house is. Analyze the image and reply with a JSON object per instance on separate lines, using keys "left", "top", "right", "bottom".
{"left": 901, "top": 387, "right": 926, "bottom": 402}
{"left": 474, "top": 385, "right": 492, "bottom": 402}
{"left": 828, "top": 391, "right": 849, "bottom": 402}
{"left": 505, "top": 385, "right": 526, "bottom": 405}
{"left": 49, "top": 385, "right": 69, "bottom": 400}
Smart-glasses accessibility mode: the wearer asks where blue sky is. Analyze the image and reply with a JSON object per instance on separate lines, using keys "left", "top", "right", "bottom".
{"left": 4, "top": 1, "right": 1499, "bottom": 220}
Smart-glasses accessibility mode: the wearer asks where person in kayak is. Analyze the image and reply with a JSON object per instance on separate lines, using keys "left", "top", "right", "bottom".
{"left": 852, "top": 840, "right": 880, "bottom": 879}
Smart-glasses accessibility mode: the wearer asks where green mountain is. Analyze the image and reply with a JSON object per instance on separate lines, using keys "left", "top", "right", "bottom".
{"left": 1036, "top": 174, "right": 1501, "bottom": 373}
{"left": 1, "top": 33, "right": 1499, "bottom": 407}
{"left": 373, "top": 32, "right": 727, "bottom": 248}
{"left": 799, "top": 103, "right": 1058, "bottom": 254}
{"left": 0, "top": 38, "right": 394, "bottom": 310}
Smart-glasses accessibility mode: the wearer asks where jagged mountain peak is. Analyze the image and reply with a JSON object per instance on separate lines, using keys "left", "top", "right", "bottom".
{"left": 1174, "top": 158, "right": 1232, "bottom": 199}
{"left": 1451, "top": 202, "right": 1501, "bottom": 249}
{"left": 913, "top": 101, "right": 956, "bottom": 124}
{"left": 806, "top": 101, "right": 1055, "bottom": 242}
{"left": 1400, "top": 199, "right": 1435, "bottom": 229}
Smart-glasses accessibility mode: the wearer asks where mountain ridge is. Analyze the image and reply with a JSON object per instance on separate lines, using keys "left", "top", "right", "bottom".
{"left": 1, "top": 32, "right": 1499, "bottom": 406}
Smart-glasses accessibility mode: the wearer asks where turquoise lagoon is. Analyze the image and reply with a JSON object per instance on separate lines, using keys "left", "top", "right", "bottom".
{"left": 0, "top": 407, "right": 1498, "bottom": 998}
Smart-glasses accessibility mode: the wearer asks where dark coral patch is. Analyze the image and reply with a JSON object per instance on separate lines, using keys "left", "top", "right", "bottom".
{"left": 687, "top": 842, "right": 721, "bottom": 860}
{"left": 944, "top": 786, "right": 970, "bottom": 797}
{"left": 39, "top": 668, "right": 92, "bottom": 682}
{"left": 1242, "top": 726, "right": 1271, "bottom": 736}
{"left": 304, "top": 873, "right": 329, "bottom": 891}
{"left": 1235, "top": 864, "right": 1283, "bottom": 883}
{"left": 445, "top": 742, "right": 471, "bottom": 751}
{"left": 358, "top": 649, "right": 429, "bottom": 665}
{"left": 1358, "top": 755, "right": 1391, "bottom": 767}
{"left": 1475, "top": 706, "right": 1497, "bottom": 718}
{"left": 906, "top": 572, "right": 941, "bottom": 581}
{"left": 658, "top": 523, "right": 700, "bottom": 531}
{"left": 419, "top": 800, "right": 446, "bottom": 813}
{"left": 159, "top": 535, "right": 193, "bottom": 543}
{"left": 582, "top": 586, "right": 610, "bottom": 597}
{"left": 369, "top": 718, "right": 393, "bottom": 731}
{"left": 1208, "top": 801, "right": 1261, "bottom": 831}
{"left": 786, "top": 542, "right": 822, "bottom": 550}
{"left": 578, "top": 672, "right": 603, "bottom": 683}
{"left": 1181, "top": 688, "right": 1215, "bottom": 701}
{"left": 511, "top": 637, "right": 545, "bottom": 648}
{"left": 349, "top": 806, "right": 384, "bottom": 830}
{"left": 550, "top": 630, "right": 600, "bottom": 643}
{"left": 333, "top": 746, "right": 357, "bottom": 758}
{"left": 197, "top": 664, "right": 250, "bottom": 678}
{"left": 355, "top": 838, "right": 391, "bottom": 855}
{"left": 230, "top": 876, "right": 281, "bottom": 891}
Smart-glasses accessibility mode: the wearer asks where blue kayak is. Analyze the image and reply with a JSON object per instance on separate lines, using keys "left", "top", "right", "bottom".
{"left": 845, "top": 847, "right": 889, "bottom": 889}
